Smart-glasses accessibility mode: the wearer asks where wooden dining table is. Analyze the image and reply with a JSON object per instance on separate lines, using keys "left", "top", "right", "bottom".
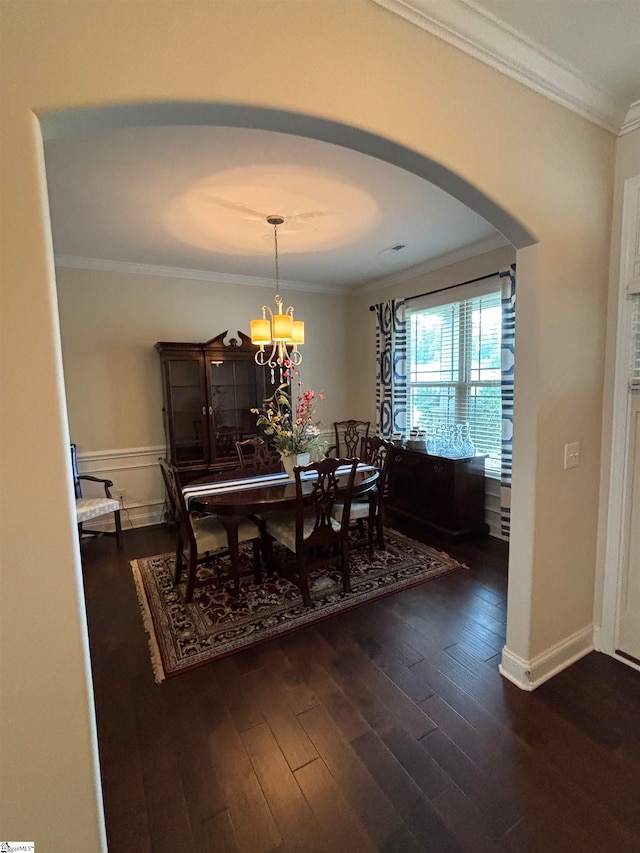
{"left": 183, "top": 464, "right": 380, "bottom": 584}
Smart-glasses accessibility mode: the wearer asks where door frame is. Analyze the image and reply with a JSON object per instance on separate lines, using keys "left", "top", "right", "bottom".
{"left": 599, "top": 173, "right": 640, "bottom": 671}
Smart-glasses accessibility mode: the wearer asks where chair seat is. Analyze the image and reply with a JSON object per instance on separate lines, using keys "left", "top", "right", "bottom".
{"left": 332, "top": 499, "right": 370, "bottom": 523}
{"left": 192, "top": 515, "right": 261, "bottom": 555}
{"left": 76, "top": 497, "right": 120, "bottom": 524}
{"left": 265, "top": 512, "right": 341, "bottom": 553}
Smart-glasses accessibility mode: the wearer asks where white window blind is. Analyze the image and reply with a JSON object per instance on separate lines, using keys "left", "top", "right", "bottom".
{"left": 406, "top": 285, "right": 502, "bottom": 474}
{"left": 631, "top": 293, "right": 640, "bottom": 391}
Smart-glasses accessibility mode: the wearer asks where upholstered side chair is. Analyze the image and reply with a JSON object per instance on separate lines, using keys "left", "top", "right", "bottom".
{"left": 72, "top": 443, "right": 123, "bottom": 549}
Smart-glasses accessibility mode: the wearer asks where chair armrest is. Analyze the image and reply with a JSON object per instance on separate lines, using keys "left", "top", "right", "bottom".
{"left": 77, "top": 474, "right": 114, "bottom": 498}
{"left": 325, "top": 444, "right": 337, "bottom": 458}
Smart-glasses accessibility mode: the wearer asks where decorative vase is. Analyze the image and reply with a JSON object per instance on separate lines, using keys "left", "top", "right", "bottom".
{"left": 281, "top": 451, "right": 311, "bottom": 478}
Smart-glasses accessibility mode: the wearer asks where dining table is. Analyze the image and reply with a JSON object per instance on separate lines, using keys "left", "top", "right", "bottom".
{"left": 183, "top": 463, "right": 380, "bottom": 584}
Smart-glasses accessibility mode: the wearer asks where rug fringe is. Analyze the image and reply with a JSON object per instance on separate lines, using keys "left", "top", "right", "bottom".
{"left": 131, "top": 558, "right": 166, "bottom": 683}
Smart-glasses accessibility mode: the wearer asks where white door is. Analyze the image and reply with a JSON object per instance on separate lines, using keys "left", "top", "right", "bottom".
{"left": 618, "top": 396, "right": 640, "bottom": 660}
{"left": 615, "top": 175, "right": 640, "bottom": 663}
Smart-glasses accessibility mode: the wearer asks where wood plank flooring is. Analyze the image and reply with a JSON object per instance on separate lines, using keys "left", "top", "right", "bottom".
{"left": 80, "top": 520, "right": 640, "bottom": 852}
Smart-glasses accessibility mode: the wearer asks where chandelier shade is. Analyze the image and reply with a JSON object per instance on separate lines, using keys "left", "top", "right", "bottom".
{"left": 250, "top": 317, "right": 271, "bottom": 346}
{"left": 272, "top": 311, "right": 293, "bottom": 342}
{"left": 250, "top": 215, "right": 304, "bottom": 376}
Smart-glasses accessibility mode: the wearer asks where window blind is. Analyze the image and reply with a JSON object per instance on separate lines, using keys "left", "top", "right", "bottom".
{"left": 406, "top": 286, "right": 502, "bottom": 474}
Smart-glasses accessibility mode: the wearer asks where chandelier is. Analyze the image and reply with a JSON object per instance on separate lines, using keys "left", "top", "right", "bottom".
{"left": 250, "top": 215, "right": 304, "bottom": 378}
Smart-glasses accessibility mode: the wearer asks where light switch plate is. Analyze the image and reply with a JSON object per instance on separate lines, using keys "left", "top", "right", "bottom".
{"left": 564, "top": 442, "right": 580, "bottom": 470}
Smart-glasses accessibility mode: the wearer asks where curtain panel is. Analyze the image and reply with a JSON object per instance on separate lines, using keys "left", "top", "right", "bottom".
{"left": 374, "top": 299, "right": 407, "bottom": 439}
{"left": 500, "top": 265, "right": 516, "bottom": 539}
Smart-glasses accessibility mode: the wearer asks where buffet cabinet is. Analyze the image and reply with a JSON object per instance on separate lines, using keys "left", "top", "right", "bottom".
{"left": 156, "top": 331, "right": 273, "bottom": 484}
{"left": 386, "top": 446, "right": 488, "bottom": 540}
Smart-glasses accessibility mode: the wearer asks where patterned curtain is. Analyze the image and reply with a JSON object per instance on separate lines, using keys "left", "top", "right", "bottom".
{"left": 499, "top": 265, "right": 516, "bottom": 539}
{"left": 374, "top": 299, "right": 407, "bottom": 439}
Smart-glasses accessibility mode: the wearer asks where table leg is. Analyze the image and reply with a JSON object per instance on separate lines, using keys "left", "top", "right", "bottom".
{"left": 219, "top": 515, "right": 243, "bottom": 594}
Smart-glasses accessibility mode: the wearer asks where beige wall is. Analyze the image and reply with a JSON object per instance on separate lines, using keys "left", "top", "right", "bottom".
{"left": 0, "top": 0, "right": 617, "bottom": 847}
{"left": 56, "top": 266, "right": 349, "bottom": 452}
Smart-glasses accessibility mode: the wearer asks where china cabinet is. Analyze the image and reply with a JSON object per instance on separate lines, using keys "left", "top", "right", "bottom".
{"left": 156, "top": 331, "right": 273, "bottom": 484}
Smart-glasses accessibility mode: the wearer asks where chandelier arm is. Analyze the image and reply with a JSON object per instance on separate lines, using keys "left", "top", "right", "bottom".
{"left": 254, "top": 347, "right": 272, "bottom": 366}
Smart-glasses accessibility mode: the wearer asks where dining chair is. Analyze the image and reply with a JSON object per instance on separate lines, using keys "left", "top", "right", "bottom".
{"left": 326, "top": 419, "right": 370, "bottom": 458}
{"left": 158, "top": 457, "right": 261, "bottom": 602}
{"left": 263, "top": 457, "right": 359, "bottom": 607}
{"left": 72, "top": 443, "right": 123, "bottom": 549}
{"left": 331, "top": 436, "right": 393, "bottom": 556}
{"left": 235, "top": 437, "right": 278, "bottom": 471}
{"left": 234, "top": 436, "right": 282, "bottom": 560}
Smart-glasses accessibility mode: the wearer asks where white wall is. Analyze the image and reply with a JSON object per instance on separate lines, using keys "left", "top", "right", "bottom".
{"left": 0, "top": 0, "right": 616, "bottom": 846}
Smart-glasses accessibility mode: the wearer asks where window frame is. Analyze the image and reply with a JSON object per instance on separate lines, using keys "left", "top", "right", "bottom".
{"left": 405, "top": 278, "right": 502, "bottom": 477}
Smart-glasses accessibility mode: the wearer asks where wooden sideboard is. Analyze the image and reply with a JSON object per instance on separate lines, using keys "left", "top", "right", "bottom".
{"left": 386, "top": 446, "right": 489, "bottom": 540}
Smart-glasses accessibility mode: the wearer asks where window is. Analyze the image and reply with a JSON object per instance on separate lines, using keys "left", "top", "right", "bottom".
{"left": 406, "top": 279, "right": 502, "bottom": 475}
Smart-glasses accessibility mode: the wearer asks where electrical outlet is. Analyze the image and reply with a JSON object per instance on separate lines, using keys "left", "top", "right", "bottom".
{"left": 117, "top": 488, "right": 127, "bottom": 504}
{"left": 564, "top": 442, "right": 580, "bottom": 470}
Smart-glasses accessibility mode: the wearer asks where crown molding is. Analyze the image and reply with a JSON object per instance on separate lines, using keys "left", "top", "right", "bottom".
{"left": 354, "top": 234, "right": 511, "bottom": 295}
{"left": 371, "top": 0, "right": 627, "bottom": 135}
{"left": 54, "top": 254, "right": 347, "bottom": 295}
{"left": 621, "top": 101, "right": 640, "bottom": 136}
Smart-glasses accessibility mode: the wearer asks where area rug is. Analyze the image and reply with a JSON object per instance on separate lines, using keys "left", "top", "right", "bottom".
{"left": 131, "top": 529, "right": 466, "bottom": 683}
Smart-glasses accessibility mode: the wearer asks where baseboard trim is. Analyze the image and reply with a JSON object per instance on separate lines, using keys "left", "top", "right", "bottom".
{"left": 499, "top": 625, "right": 594, "bottom": 690}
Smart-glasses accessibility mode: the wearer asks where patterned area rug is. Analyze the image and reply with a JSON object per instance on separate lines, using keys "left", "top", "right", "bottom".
{"left": 131, "top": 529, "right": 466, "bottom": 683}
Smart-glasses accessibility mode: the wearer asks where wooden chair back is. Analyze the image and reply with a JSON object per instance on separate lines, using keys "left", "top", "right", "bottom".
{"left": 294, "top": 457, "right": 358, "bottom": 550}
{"left": 235, "top": 437, "right": 276, "bottom": 470}
{"left": 360, "top": 435, "right": 393, "bottom": 494}
{"left": 332, "top": 420, "right": 370, "bottom": 458}
{"left": 158, "top": 457, "right": 196, "bottom": 555}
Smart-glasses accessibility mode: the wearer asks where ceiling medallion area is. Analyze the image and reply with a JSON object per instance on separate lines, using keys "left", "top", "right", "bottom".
{"left": 163, "top": 164, "right": 379, "bottom": 256}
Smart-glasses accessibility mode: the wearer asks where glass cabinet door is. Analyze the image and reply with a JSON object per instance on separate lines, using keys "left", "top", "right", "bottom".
{"left": 207, "top": 358, "right": 268, "bottom": 463}
{"left": 165, "top": 358, "right": 208, "bottom": 465}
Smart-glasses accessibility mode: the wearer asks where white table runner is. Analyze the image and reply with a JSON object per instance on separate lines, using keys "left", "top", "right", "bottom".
{"left": 182, "top": 464, "right": 377, "bottom": 507}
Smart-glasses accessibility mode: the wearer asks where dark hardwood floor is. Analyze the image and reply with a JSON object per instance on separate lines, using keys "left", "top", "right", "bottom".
{"left": 81, "top": 519, "right": 640, "bottom": 852}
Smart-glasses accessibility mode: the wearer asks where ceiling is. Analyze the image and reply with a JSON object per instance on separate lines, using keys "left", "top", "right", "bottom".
{"left": 46, "top": 0, "right": 640, "bottom": 294}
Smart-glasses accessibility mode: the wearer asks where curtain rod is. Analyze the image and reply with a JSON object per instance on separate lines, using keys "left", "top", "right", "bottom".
{"left": 368, "top": 270, "right": 500, "bottom": 311}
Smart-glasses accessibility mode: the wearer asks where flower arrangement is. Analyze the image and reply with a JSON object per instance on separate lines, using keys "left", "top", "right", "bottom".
{"left": 252, "top": 376, "right": 326, "bottom": 458}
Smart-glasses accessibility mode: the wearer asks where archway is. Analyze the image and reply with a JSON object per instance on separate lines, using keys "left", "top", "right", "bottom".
{"left": 43, "top": 100, "right": 538, "bottom": 840}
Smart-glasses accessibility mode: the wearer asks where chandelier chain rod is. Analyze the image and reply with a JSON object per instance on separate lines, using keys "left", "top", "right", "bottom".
{"left": 273, "top": 221, "right": 280, "bottom": 297}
